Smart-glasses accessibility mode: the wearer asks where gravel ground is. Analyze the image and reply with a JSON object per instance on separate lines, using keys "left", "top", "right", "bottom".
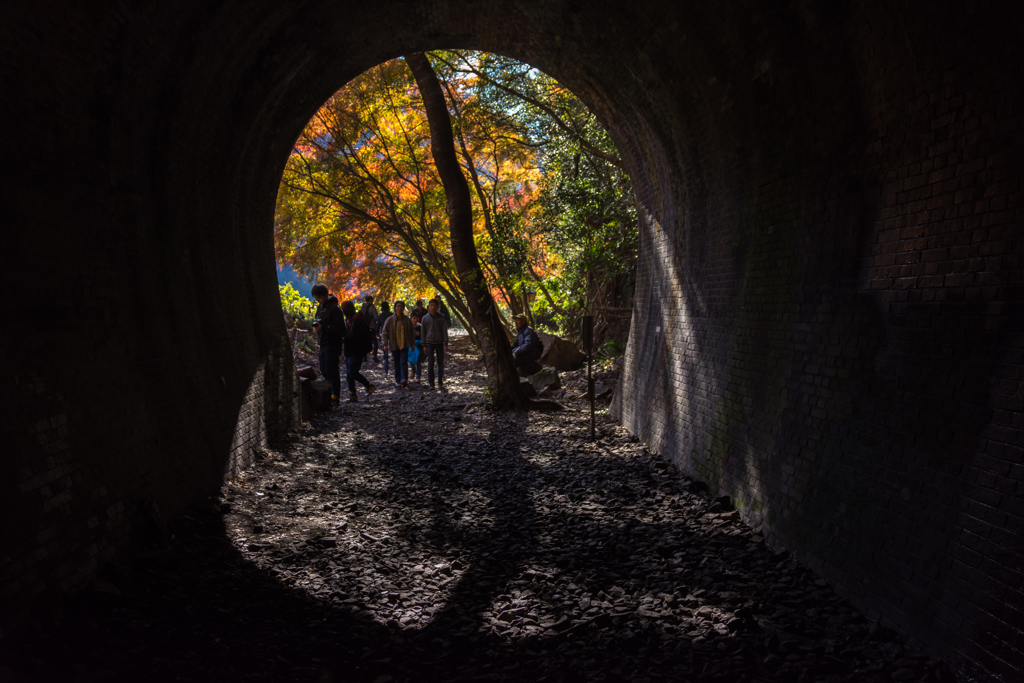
{"left": 3, "top": 336, "right": 951, "bottom": 682}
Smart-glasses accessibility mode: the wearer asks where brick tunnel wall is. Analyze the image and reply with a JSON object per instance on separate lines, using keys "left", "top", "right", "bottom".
{"left": 0, "top": 1, "right": 1021, "bottom": 679}
{"left": 0, "top": 1, "right": 304, "bottom": 613}
{"left": 609, "top": 5, "right": 1024, "bottom": 681}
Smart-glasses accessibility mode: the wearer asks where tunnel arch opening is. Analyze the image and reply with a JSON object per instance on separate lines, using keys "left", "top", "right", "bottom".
{"left": 242, "top": 47, "right": 651, "bottom": 632}
{"left": 270, "top": 49, "right": 639, "bottom": 356}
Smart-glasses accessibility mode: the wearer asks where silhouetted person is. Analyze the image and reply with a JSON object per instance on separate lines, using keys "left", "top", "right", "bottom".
{"left": 377, "top": 301, "right": 391, "bottom": 374}
{"left": 311, "top": 284, "right": 345, "bottom": 406}
{"left": 341, "top": 300, "right": 376, "bottom": 402}
{"left": 411, "top": 298, "right": 427, "bottom": 320}
{"left": 382, "top": 301, "right": 414, "bottom": 387}
{"left": 360, "top": 294, "right": 380, "bottom": 362}
{"left": 511, "top": 313, "right": 543, "bottom": 371}
{"left": 435, "top": 292, "right": 452, "bottom": 327}
{"left": 410, "top": 313, "right": 424, "bottom": 383}
{"left": 421, "top": 298, "right": 450, "bottom": 389}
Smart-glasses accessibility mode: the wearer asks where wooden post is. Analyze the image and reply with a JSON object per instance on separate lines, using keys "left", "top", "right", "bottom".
{"left": 582, "top": 315, "right": 595, "bottom": 441}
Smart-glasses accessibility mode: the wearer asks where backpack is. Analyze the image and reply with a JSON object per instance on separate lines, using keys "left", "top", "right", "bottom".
{"left": 361, "top": 303, "right": 378, "bottom": 329}
{"left": 349, "top": 318, "right": 374, "bottom": 356}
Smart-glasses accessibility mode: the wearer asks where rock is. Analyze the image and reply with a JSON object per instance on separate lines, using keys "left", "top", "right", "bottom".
{"left": 687, "top": 479, "right": 710, "bottom": 495}
{"left": 516, "top": 359, "right": 543, "bottom": 377}
{"left": 296, "top": 365, "right": 317, "bottom": 380}
{"left": 537, "top": 331, "right": 586, "bottom": 371}
{"left": 519, "top": 380, "right": 538, "bottom": 398}
{"left": 707, "top": 495, "right": 733, "bottom": 513}
{"left": 77, "top": 342, "right": 942, "bottom": 683}
{"left": 530, "top": 368, "right": 561, "bottom": 395}
{"left": 309, "top": 379, "right": 333, "bottom": 412}
{"left": 593, "top": 381, "right": 613, "bottom": 399}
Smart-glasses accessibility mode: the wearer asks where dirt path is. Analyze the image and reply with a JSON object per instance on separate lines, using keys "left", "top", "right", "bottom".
{"left": 3, "top": 337, "right": 947, "bottom": 682}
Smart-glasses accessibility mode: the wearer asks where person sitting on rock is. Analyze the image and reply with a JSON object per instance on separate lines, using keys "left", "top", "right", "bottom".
{"left": 511, "top": 313, "right": 543, "bottom": 373}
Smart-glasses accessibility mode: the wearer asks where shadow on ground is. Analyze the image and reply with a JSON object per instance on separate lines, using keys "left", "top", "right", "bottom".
{"left": 2, "top": 353, "right": 948, "bottom": 683}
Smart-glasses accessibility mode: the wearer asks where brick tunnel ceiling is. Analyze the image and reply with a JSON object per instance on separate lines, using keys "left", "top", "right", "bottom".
{"left": 3, "top": 2, "right": 1023, "bottom": 681}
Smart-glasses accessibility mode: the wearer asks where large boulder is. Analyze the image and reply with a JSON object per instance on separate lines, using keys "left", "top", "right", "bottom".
{"left": 530, "top": 368, "right": 561, "bottom": 395}
{"left": 519, "top": 379, "right": 538, "bottom": 398}
{"left": 537, "top": 332, "right": 586, "bottom": 371}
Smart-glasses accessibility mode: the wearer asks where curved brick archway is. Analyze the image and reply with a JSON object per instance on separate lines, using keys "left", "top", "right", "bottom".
{"left": 2, "top": 2, "right": 1022, "bottom": 679}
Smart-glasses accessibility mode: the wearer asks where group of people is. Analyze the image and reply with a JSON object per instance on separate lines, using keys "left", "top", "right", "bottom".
{"left": 310, "top": 285, "right": 452, "bottom": 406}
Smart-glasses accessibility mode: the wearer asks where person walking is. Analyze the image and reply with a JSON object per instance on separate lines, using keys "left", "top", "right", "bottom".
{"left": 409, "top": 312, "right": 424, "bottom": 383}
{"left": 360, "top": 294, "right": 379, "bottom": 362}
{"left": 435, "top": 292, "right": 452, "bottom": 328}
{"left": 382, "top": 300, "right": 415, "bottom": 388}
{"left": 376, "top": 302, "right": 391, "bottom": 374}
{"left": 421, "top": 298, "right": 450, "bottom": 390}
{"left": 341, "top": 300, "right": 376, "bottom": 402}
{"left": 311, "top": 284, "right": 346, "bottom": 407}
{"left": 411, "top": 298, "right": 427, "bottom": 320}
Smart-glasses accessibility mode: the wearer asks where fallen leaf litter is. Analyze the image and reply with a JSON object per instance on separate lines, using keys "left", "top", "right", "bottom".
{"left": 217, "top": 336, "right": 945, "bottom": 682}
{"left": 5, "top": 334, "right": 949, "bottom": 682}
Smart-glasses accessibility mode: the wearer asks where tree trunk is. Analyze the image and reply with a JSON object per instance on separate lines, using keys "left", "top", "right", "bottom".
{"left": 405, "top": 52, "right": 525, "bottom": 410}
{"left": 521, "top": 283, "right": 534, "bottom": 327}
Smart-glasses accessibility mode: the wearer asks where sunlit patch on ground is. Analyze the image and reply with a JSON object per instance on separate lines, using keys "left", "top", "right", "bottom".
{"left": 5, "top": 336, "right": 945, "bottom": 681}
{"left": 208, "top": 337, "right": 944, "bottom": 681}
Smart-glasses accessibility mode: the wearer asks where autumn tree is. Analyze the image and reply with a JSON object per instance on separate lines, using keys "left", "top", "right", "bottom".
{"left": 275, "top": 59, "right": 478, "bottom": 337}
{"left": 429, "top": 53, "right": 544, "bottom": 326}
{"left": 432, "top": 52, "right": 637, "bottom": 345}
{"left": 406, "top": 52, "right": 527, "bottom": 410}
{"left": 275, "top": 49, "right": 636, "bottom": 361}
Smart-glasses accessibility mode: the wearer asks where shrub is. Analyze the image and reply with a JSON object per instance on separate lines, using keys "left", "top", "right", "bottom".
{"left": 279, "top": 283, "right": 316, "bottom": 322}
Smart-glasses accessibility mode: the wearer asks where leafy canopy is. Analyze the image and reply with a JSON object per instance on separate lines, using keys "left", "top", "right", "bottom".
{"left": 275, "top": 51, "right": 637, "bottom": 341}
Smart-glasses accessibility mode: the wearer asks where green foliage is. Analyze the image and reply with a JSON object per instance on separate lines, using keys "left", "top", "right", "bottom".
{"left": 279, "top": 283, "right": 316, "bottom": 322}
{"left": 536, "top": 124, "right": 638, "bottom": 338}
{"left": 488, "top": 205, "right": 531, "bottom": 281}
{"left": 597, "top": 339, "right": 625, "bottom": 360}
{"left": 275, "top": 58, "right": 453, "bottom": 301}
{"left": 455, "top": 50, "right": 638, "bottom": 340}
{"left": 276, "top": 50, "right": 637, "bottom": 348}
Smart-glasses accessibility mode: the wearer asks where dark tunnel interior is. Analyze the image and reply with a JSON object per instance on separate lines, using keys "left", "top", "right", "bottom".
{"left": 1, "top": 1, "right": 1023, "bottom": 680}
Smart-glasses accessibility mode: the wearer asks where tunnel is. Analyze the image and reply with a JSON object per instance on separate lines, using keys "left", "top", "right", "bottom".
{"left": 2, "top": 1, "right": 1022, "bottom": 680}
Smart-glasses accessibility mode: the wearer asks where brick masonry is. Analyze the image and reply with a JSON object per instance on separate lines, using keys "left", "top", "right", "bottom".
{"left": 610, "top": 5, "right": 1024, "bottom": 680}
{"left": 0, "top": 1, "right": 1020, "bottom": 679}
